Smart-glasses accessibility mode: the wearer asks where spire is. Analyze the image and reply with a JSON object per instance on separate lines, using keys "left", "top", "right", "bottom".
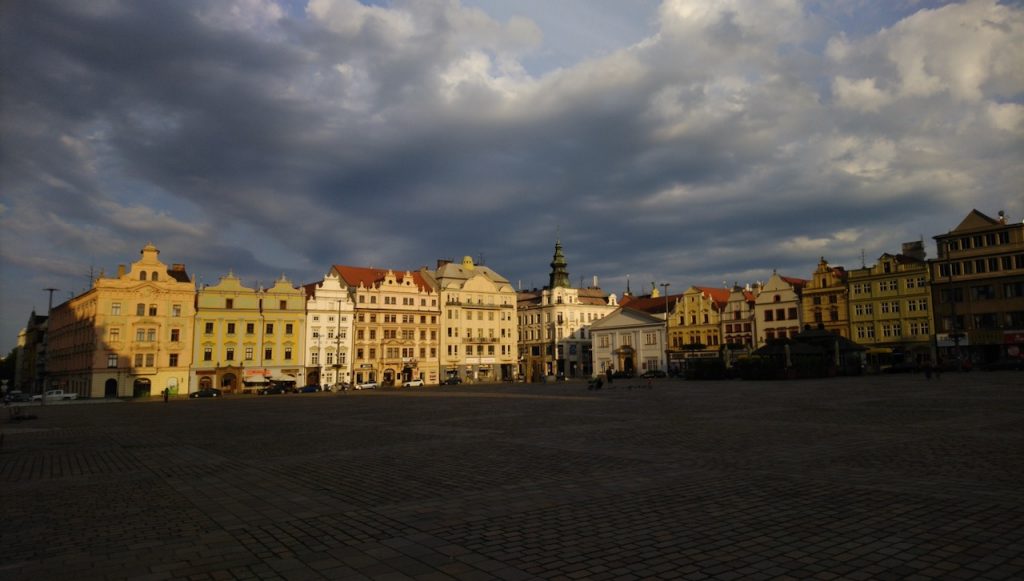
{"left": 548, "top": 239, "right": 570, "bottom": 289}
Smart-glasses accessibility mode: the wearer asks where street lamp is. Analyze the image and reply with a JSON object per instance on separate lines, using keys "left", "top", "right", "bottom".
{"left": 660, "top": 282, "right": 670, "bottom": 372}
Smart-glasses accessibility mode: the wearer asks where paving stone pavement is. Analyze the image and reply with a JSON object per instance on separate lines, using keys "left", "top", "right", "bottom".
{"left": 2, "top": 372, "right": 1023, "bottom": 580}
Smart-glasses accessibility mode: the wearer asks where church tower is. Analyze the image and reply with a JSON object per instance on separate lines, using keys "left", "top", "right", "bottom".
{"left": 548, "top": 240, "right": 571, "bottom": 289}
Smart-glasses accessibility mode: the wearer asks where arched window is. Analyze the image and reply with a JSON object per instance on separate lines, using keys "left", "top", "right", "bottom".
{"left": 140, "top": 271, "right": 147, "bottom": 281}
{"left": 152, "top": 271, "right": 159, "bottom": 281}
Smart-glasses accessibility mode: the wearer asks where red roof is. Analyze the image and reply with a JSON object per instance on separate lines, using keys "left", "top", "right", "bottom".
{"left": 693, "top": 286, "right": 731, "bottom": 309}
{"left": 332, "top": 265, "right": 433, "bottom": 292}
{"left": 620, "top": 293, "right": 683, "bottom": 314}
{"left": 781, "top": 276, "right": 809, "bottom": 289}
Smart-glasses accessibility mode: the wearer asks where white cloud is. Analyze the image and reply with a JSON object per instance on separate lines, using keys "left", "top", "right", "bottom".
{"left": 832, "top": 76, "right": 892, "bottom": 112}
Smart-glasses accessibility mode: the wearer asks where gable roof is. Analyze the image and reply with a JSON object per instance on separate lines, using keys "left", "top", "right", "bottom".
{"left": 952, "top": 209, "right": 1000, "bottom": 233}
{"left": 590, "top": 306, "right": 665, "bottom": 330}
{"left": 332, "top": 265, "right": 432, "bottom": 292}
{"left": 619, "top": 293, "right": 682, "bottom": 314}
{"left": 691, "top": 286, "right": 731, "bottom": 308}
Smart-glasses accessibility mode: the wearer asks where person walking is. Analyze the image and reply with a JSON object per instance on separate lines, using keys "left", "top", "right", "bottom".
{"left": 606, "top": 367, "right": 614, "bottom": 385}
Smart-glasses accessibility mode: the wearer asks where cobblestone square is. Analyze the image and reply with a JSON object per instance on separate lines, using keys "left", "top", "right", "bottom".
{"left": 2, "top": 373, "right": 1022, "bottom": 580}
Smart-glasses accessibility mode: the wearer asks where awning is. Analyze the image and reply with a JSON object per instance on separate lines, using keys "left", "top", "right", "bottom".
{"left": 244, "top": 376, "right": 268, "bottom": 384}
{"left": 270, "top": 373, "right": 296, "bottom": 382}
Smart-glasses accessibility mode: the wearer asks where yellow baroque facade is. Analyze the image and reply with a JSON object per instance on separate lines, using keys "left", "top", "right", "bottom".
{"left": 46, "top": 243, "right": 196, "bottom": 398}
{"left": 801, "top": 258, "right": 850, "bottom": 338}
{"left": 847, "top": 242, "right": 933, "bottom": 365}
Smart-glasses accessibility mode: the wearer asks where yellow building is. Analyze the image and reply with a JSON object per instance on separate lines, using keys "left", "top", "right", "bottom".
{"left": 847, "top": 242, "right": 932, "bottom": 367}
{"left": 46, "top": 243, "right": 196, "bottom": 398}
{"left": 422, "top": 256, "right": 519, "bottom": 383}
{"left": 192, "top": 273, "right": 306, "bottom": 393}
{"left": 333, "top": 265, "right": 440, "bottom": 386}
{"left": 670, "top": 286, "right": 730, "bottom": 358}
{"left": 801, "top": 258, "right": 850, "bottom": 338}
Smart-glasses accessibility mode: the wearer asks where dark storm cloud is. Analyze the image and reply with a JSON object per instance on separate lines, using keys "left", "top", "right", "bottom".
{"left": 1, "top": 0, "right": 1022, "bottom": 350}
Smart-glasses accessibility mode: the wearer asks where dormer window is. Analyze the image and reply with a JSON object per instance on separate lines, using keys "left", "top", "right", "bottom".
{"left": 140, "top": 271, "right": 147, "bottom": 281}
{"left": 152, "top": 272, "right": 159, "bottom": 281}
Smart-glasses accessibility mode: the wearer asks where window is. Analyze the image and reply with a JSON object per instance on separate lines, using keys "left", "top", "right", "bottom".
{"left": 205, "top": 322, "right": 214, "bottom": 334}
{"left": 311, "top": 351, "right": 319, "bottom": 365}
{"left": 265, "top": 347, "right": 273, "bottom": 360}
{"left": 107, "top": 354, "right": 118, "bottom": 368}
{"left": 787, "top": 308, "right": 797, "bottom": 320}
{"left": 266, "top": 323, "right": 274, "bottom": 334}
{"left": 227, "top": 323, "right": 236, "bottom": 334}
{"left": 109, "top": 328, "right": 120, "bottom": 342}
{"left": 169, "top": 353, "right": 179, "bottom": 367}
{"left": 140, "top": 271, "right": 147, "bottom": 281}
{"left": 226, "top": 348, "right": 234, "bottom": 361}
{"left": 112, "top": 303, "right": 121, "bottom": 315}
{"left": 152, "top": 272, "right": 159, "bottom": 281}
{"left": 145, "top": 354, "right": 154, "bottom": 367}
{"left": 226, "top": 298, "right": 234, "bottom": 309}
{"left": 775, "top": 308, "right": 785, "bottom": 321}
{"left": 970, "top": 285, "right": 995, "bottom": 301}
{"left": 135, "top": 354, "right": 144, "bottom": 367}
{"left": 246, "top": 323, "right": 254, "bottom": 334}
{"left": 137, "top": 303, "right": 145, "bottom": 316}
{"left": 1005, "top": 282, "right": 1024, "bottom": 298}
{"left": 764, "top": 310, "right": 774, "bottom": 322}
{"left": 285, "top": 323, "right": 293, "bottom": 334}
{"left": 148, "top": 304, "right": 157, "bottom": 316}
{"left": 172, "top": 304, "right": 181, "bottom": 317}
{"left": 203, "top": 347, "right": 212, "bottom": 361}
{"left": 245, "top": 347, "right": 253, "bottom": 361}
{"left": 284, "top": 348, "right": 292, "bottom": 360}
{"left": 326, "top": 352, "right": 334, "bottom": 365}
{"left": 136, "top": 328, "right": 146, "bottom": 342}
{"left": 147, "top": 329, "right": 156, "bottom": 342}
{"left": 280, "top": 300, "right": 287, "bottom": 310}
{"left": 170, "top": 329, "right": 180, "bottom": 342}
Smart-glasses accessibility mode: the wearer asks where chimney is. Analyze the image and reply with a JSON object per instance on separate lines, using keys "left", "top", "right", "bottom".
{"left": 592, "top": 275, "right": 598, "bottom": 288}
{"left": 117, "top": 264, "right": 126, "bottom": 278}
{"left": 901, "top": 240, "right": 926, "bottom": 261}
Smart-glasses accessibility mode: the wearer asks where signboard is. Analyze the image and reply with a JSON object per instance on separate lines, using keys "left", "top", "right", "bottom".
{"left": 360, "top": 364, "right": 373, "bottom": 369}
{"left": 936, "top": 333, "right": 969, "bottom": 347}
{"left": 1004, "top": 331, "right": 1024, "bottom": 344}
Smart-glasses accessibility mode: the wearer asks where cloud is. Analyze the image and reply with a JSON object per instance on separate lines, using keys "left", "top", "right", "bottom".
{"left": 0, "top": 0, "right": 1022, "bottom": 351}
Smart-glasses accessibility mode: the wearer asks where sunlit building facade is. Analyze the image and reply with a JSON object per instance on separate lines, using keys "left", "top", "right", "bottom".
{"left": 303, "top": 272, "right": 355, "bottom": 387}
{"left": 47, "top": 243, "right": 195, "bottom": 398}
{"left": 753, "top": 272, "right": 808, "bottom": 346}
{"left": 801, "top": 258, "right": 849, "bottom": 338}
{"left": 422, "top": 256, "right": 518, "bottom": 383}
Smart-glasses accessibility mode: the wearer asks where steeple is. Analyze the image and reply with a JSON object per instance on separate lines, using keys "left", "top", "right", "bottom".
{"left": 548, "top": 240, "right": 571, "bottom": 289}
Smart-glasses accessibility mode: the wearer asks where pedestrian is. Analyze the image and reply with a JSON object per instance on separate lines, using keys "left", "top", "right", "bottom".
{"left": 163, "top": 388, "right": 169, "bottom": 403}
{"left": 606, "top": 367, "right": 614, "bottom": 385}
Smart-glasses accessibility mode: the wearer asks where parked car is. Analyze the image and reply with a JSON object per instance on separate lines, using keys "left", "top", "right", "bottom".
{"left": 611, "top": 370, "right": 634, "bottom": 379}
{"left": 641, "top": 370, "right": 667, "bottom": 378}
{"left": 403, "top": 378, "right": 424, "bottom": 387}
{"left": 3, "top": 390, "right": 31, "bottom": 403}
{"left": 442, "top": 377, "right": 462, "bottom": 385}
{"left": 258, "top": 385, "right": 292, "bottom": 395}
{"left": 189, "top": 388, "right": 222, "bottom": 398}
{"left": 299, "top": 385, "right": 322, "bottom": 393}
{"left": 355, "top": 381, "right": 378, "bottom": 390}
{"left": 32, "top": 389, "right": 79, "bottom": 401}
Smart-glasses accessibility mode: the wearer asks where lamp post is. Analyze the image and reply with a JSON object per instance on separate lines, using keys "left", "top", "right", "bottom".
{"left": 660, "top": 283, "right": 670, "bottom": 372}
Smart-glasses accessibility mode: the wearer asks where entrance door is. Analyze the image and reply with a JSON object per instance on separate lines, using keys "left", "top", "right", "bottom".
{"left": 104, "top": 379, "right": 118, "bottom": 398}
{"left": 132, "top": 378, "right": 151, "bottom": 398}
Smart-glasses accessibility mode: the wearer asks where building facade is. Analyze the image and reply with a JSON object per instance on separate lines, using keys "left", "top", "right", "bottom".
{"left": 47, "top": 244, "right": 196, "bottom": 398}
{"left": 422, "top": 256, "right": 518, "bottom": 383}
{"left": 721, "top": 284, "right": 758, "bottom": 351}
{"left": 13, "top": 311, "right": 47, "bottom": 393}
{"left": 753, "top": 272, "right": 808, "bottom": 346}
{"left": 847, "top": 242, "right": 933, "bottom": 366}
{"left": 517, "top": 241, "right": 617, "bottom": 381}
{"left": 333, "top": 266, "right": 440, "bottom": 386}
{"left": 304, "top": 272, "right": 355, "bottom": 387}
{"left": 590, "top": 307, "right": 667, "bottom": 376}
{"left": 801, "top": 258, "right": 850, "bottom": 337}
{"left": 192, "top": 272, "right": 261, "bottom": 393}
{"left": 671, "top": 286, "right": 729, "bottom": 359}
{"left": 931, "top": 209, "right": 1024, "bottom": 365}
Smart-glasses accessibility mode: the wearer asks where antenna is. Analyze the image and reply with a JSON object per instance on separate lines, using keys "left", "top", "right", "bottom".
{"left": 860, "top": 249, "right": 866, "bottom": 268}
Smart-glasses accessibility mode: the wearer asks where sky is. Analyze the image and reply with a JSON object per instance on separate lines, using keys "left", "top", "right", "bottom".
{"left": 1, "top": 0, "right": 1022, "bottom": 354}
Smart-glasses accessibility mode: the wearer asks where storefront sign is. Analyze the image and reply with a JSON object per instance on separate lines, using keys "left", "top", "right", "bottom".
{"left": 1004, "top": 331, "right": 1024, "bottom": 344}
{"left": 936, "top": 333, "right": 969, "bottom": 347}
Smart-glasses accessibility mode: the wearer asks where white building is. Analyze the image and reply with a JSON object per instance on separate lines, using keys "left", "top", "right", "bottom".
{"left": 303, "top": 272, "right": 355, "bottom": 387}
{"left": 753, "top": 272, "right": 808, "bottom": 346}
{"left": 590, "top": 307, "right": 667, "bottom": 377}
